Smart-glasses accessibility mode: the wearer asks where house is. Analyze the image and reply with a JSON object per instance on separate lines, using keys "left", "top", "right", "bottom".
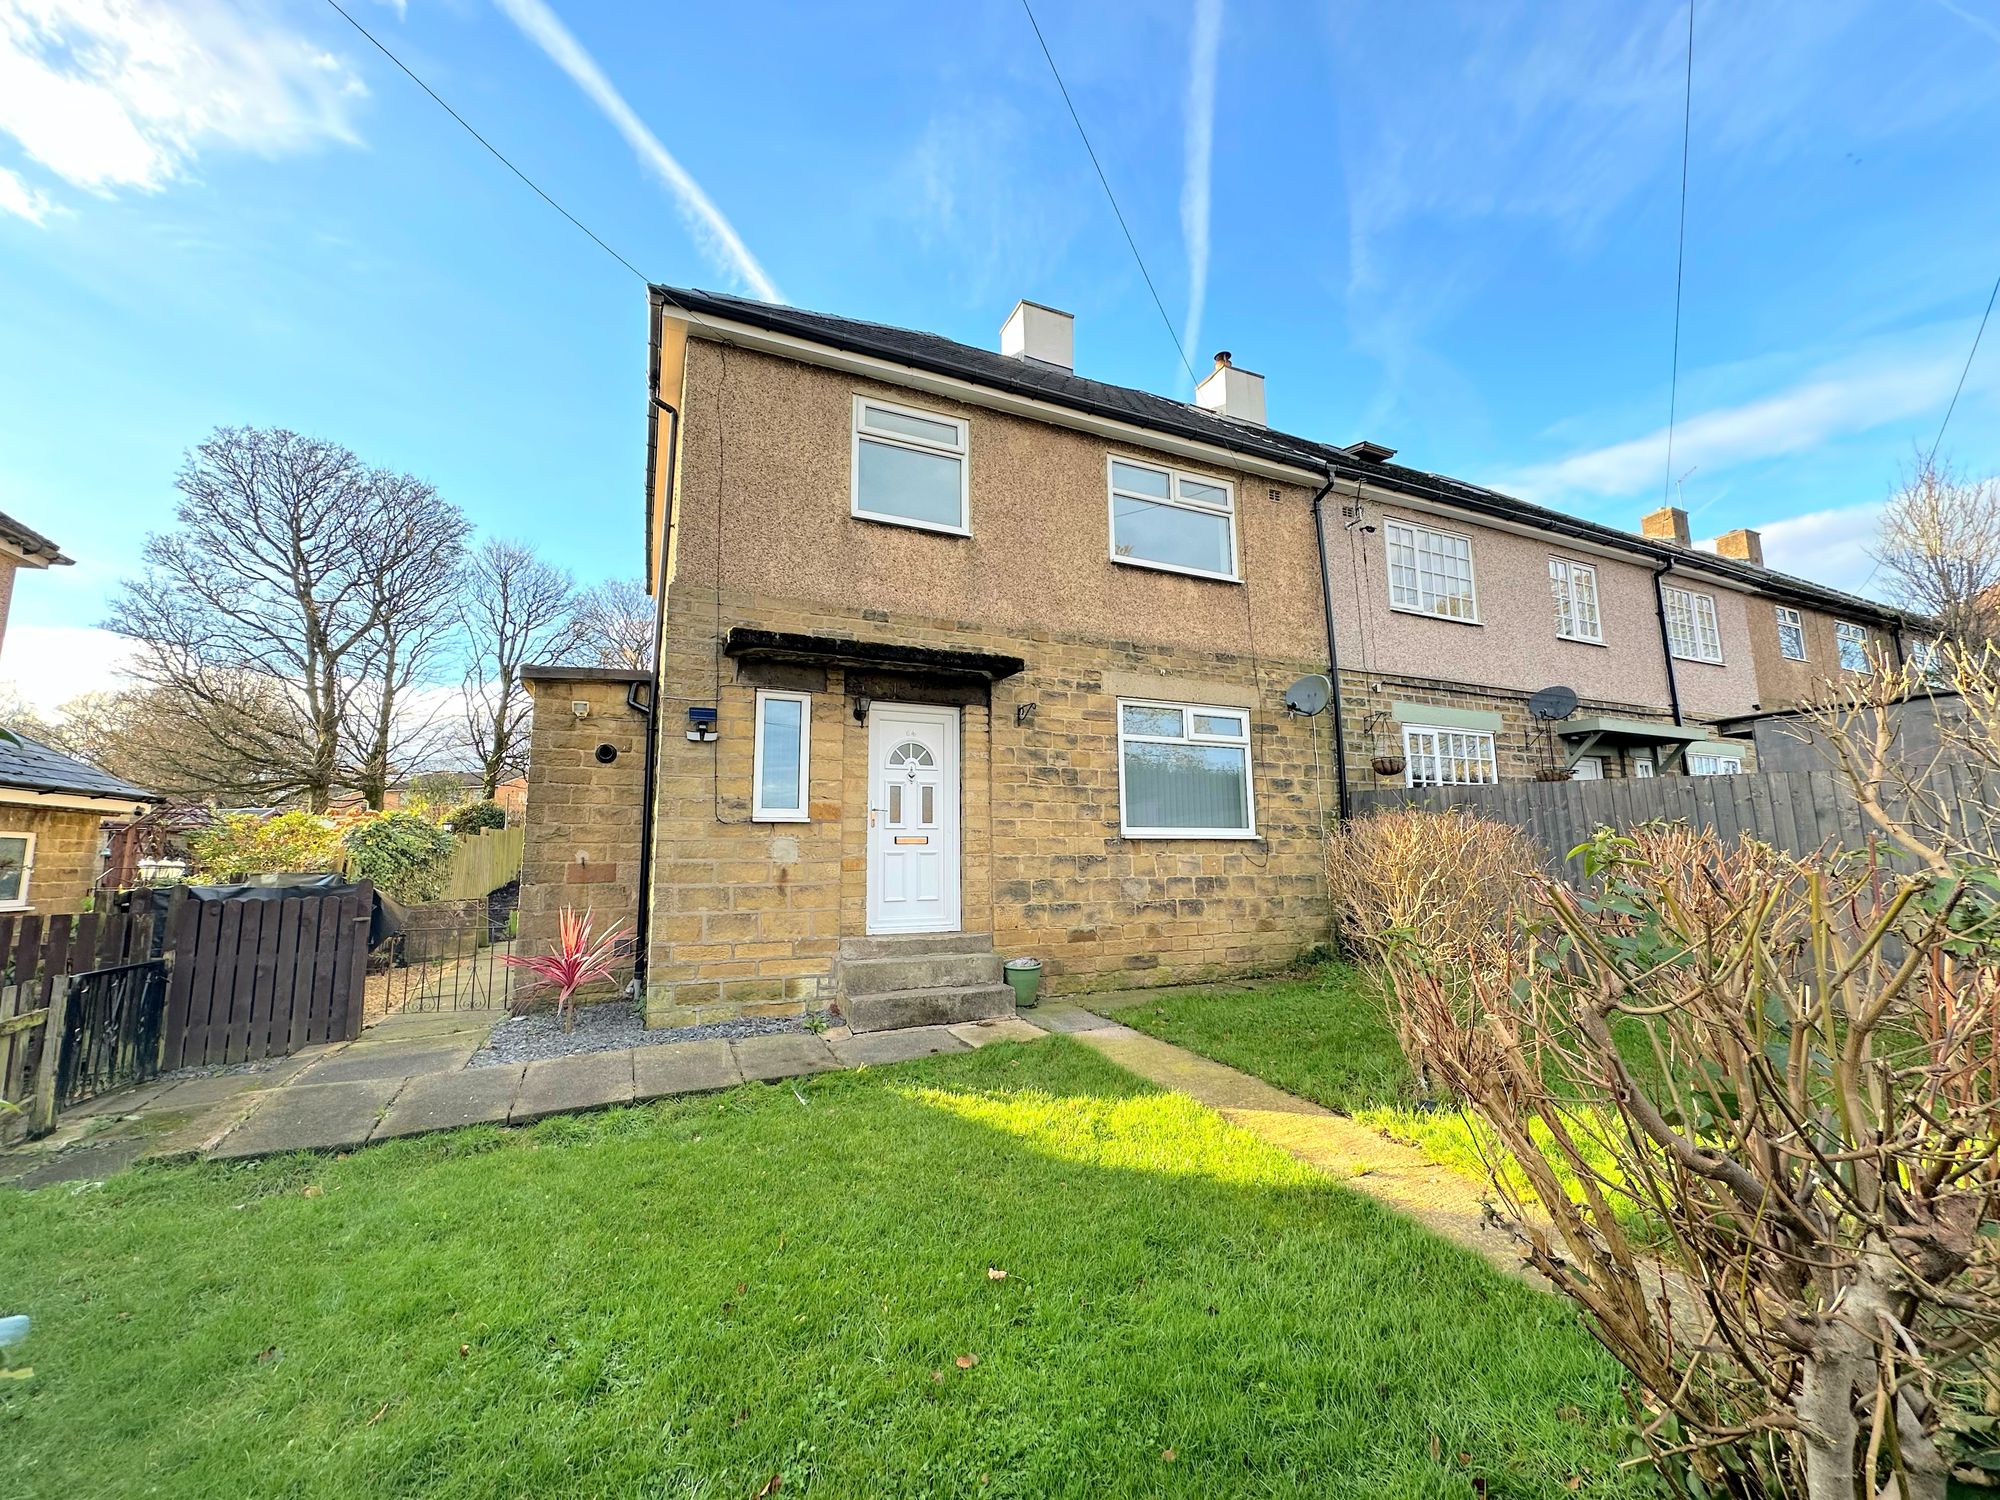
{"left": 0, "top": 510, "right": 72, "bottom": 653}
{"left": 518, "top": 289, "right": 1923, "bottom": 1024}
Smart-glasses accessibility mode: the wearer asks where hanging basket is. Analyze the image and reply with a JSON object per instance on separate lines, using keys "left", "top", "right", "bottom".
{"left": 1370, "top": 754, "right": 1407, "bottom": 777}
{"left": 1535, "top": 766, "right": 1575, "bottom": 782}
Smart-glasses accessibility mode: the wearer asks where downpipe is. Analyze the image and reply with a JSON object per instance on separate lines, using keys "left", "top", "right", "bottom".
{"left": 627, "top": 396, "right": 679, "bottom": 1000}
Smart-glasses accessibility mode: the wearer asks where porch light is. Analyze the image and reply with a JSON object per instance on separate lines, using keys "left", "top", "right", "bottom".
{"left": 685, "top": 705, "right": 718, "bottom": 743}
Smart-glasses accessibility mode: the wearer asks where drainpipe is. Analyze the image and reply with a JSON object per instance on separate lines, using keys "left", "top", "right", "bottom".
{"left": 628, "top": 395, "right": 680, "bottom": 995}
{"left": 1650, "top": 557, "right": 1685, "bottom": 726}
{"left": 1891, "top": 620, "right": 1907, "bottom": 667}
{"left": 1309, "top": 469, "right": 1353, "bottom": 820}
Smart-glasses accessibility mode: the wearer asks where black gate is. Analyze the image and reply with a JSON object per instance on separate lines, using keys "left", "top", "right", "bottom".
{"left": 56, "top": 960, "right": 168, "bottom": 1107}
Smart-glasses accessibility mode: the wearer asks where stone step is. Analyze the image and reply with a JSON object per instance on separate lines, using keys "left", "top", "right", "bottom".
{"left": 842, "top": 983, "right": 1015, "bottom": 1034}
{"left": 841, "top": 951, "right": 1005, "bottom": 996}
{"left": 838, "top": 933, "right": 994, "bottom": 962}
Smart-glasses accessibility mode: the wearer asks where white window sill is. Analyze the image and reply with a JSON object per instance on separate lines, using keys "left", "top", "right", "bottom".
{"left": 1555, "top": 633, "right": 1606, "bottom": 648}
{"left": 1670, "top": 651, "right": 1726, "bottom": 666}
{"left": 1120, "top": 829, "right": 1261, "bottom": 841}
{"left": 851, "top": 509, "right": 972, "bottom": 539}
{"left": 1388, "top": 602, "right": 1482, "bottom": 627}
{"left": 751, "top": 812, "right": 810, "bottom": 825}
{"left": 1109, "top": 554, "right": 1241, "bottom": 585}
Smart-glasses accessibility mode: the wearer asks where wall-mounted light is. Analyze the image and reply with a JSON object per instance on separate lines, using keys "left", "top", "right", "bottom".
{"left": 686, "top": 705, "right": 717, "bottom": 742}
{"left": 570, "top": 699, "right": 591, "bottom": 719}
{"left": 852, "top": 694, "right": 872, "bottom": 723}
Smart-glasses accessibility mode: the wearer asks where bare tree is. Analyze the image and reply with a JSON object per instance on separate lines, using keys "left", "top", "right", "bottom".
{"left": 459, "top": 539, "right": 579, "bottom": 796}
{"left": 1874, "top": 456, "right": 2000, "bottom": 648}
{"left": 569, "top": 578, "right": 655, "bottom": 669}
{"left": 107, "top": 426, "right": 468, "bottom": 810}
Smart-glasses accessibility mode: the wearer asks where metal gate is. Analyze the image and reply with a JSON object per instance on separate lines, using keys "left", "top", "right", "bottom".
{"left": 56, "top": 960, "right": 167, "bottom": 1107}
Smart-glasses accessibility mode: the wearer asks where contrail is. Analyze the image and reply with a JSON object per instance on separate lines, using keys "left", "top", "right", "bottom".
{"left": 1180, "top": 0, "right": 1223, "bottom": 363}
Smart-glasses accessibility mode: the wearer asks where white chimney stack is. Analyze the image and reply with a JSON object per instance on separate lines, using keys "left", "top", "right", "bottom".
{"left": 1194, "top": 351, "right": 1266, "bottom": 427}
{"left": 1000, "top": 300, "right": 1074, "bottom": 371}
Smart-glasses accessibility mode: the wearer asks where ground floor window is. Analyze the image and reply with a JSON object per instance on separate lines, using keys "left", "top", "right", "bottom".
{"left": 752, "top": 690, "right": 811, "bottom": 821}
{"left": 0, "top": 832, "right": 32, "bottom": 908}
{"left": 1632, "top": 756, "right": 1656, "bottom": 778}
{"left": 1117, "top": 700, "right": 1255, "bottom": 838}
{"left": 1690, "top": 753, "right": 1743, "bottom": 776}
{"left": 1402, "top": 725, "right": 1499, "bottom": 786}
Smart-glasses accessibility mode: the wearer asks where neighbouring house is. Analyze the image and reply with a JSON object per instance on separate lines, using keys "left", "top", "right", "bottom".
{"left": 1717, "top": 687, "right": 1975, "bottom": 777}
{"left": 0, "top": 735, "right": 159, "bottom": 913}
{"left": 519, "top": 288, "right": 1927, "bottom": 1026}
{"left": 0, "top": 510, "right": 72, "bottom": 655}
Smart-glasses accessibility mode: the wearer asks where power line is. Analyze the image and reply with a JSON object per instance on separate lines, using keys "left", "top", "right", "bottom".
{"left": 1659, "top": 0, "right": 1696, "bottom": 512}
{"left": 1017, "top": 0, "right": 1200, "bottom": 391}
{"left": 1927, "top": 268, "right": 2000, "bottom": 467}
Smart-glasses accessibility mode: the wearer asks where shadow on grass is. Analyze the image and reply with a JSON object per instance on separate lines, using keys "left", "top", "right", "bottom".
{"left": 0, "top": 1038, "right": 1654, "bottom": 1500}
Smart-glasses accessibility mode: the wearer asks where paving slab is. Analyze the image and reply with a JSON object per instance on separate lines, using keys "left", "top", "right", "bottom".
{"left": 363, "top": 1009, "right": 502, "bottom": 1041}
{"left": 632, "top": 1040, "right": 739, "bottom": 1100}
{"left": 511, "top": 1050, "right": 635, "bottom": 1123}
{"left": 947, "top": 1015, "right": 1048, "bottom": 1048}
{"left": 731, "top": 1032, "right": 839, "bottom": 1082}
{"left": 8, "top": 1139, "right": 155, "bottom": 1187}
{"left": 148, "top": 1073, "right": 278, "bottom": 1111}
{"left": 209, "top": 1077, "right": 407, "bottom": 1158}
{"left": 828, "top": 1025, "right": 967, "bottom": 1067}
{"left": 374, "top": 1066, "right": 522, "bottom": 1139}
{"left": 297, "top": 1043, "right": 475, "bottom": 1084}
{"left": 1028, "top": 1003, "right": 1127, "bottom": 1035}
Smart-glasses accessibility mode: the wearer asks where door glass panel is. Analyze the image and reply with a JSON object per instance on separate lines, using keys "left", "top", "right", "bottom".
{"left": 888, "top": 783, "right": 902, "bottom": 823}
{"left": 920, "top": 784, "right": 934, "bottom": 825}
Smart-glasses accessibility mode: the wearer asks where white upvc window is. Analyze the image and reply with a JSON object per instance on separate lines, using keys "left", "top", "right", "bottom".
{"left": 1908, "top": 638, "right": 1941, "bottom": 678}
{"left": 0, "top": 832, "right": 32, "bottom": 909}
{"left": 1775, "top": 605, "right": 1807, "bottom": 662}
{"left": 1402, "top": 724, "right": 1499, "bottom": 787}
{"left": 751, "top": 690, "right": 811, "bottom": 822}
{"left": 1632, "top": 757, "right": 1657, "bottom": 779}
{"left": 851, "top": 396, "right": 970, "bottom": 535}
{"left": 1116, "top": 700, "right": 1255, "bottom": 838}
{"left": 1663, "top": 585, "right": 1723, "bottom": 663}
{"left": 1385, "top": 519, "right": 1478, "bottom": 622}
{"left": 1106, "top": 457, "right": 1238, "bottom": 581}
{"left": 1549, "top": 557, "right": 1602, "bottom": 642}
{"left": 1836, "top": 621, "right": 1872, "bottom": 673}
{"left": 1690, "top": 753, "right": 1743, "bottom": 776}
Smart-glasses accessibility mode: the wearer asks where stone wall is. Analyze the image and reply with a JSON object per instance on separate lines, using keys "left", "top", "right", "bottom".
{"left": 518, "top": 670, "right": 649, "bottom": 1001}
{"left": 640, "top": 583, "right": 1334, "bottom": 1026}
{"left": 1, "top": 803, "right": 105, "bottom": 914}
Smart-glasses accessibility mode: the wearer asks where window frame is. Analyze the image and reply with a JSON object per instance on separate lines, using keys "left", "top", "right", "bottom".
{"left": 1115, "top": 697, "right": 1257, "bottom": 840}
{"left": 1548, "top": 556, "right": 1603, "bottom": 644}
{"left": 1662, "top": 584, "right": 1724, "bottom": 663}
{"left": 850, "top": 394, "right": 971, "bottom": 537}
{"left": 1400, "top": 724, "right": 1500, "bottom": 787}
{"left": 1836, "top": 620, "right": 1873, "bottom": 674}
{"left": 1103, "top": 454, "right": 1240, "bottom": 583}
{"left": 1774, "top": 605, "right": 1808, "bottom": 662}
{"left": 750, "top": 689, "right": 812, "bottom": 823}
{"left": 1383, "top": 518, "right": 1481, "bottom": 624}
{"left": 1690, "top": 753, "right": 1744, "bottom": 777}
{"left": 0, "top": 830, "right": 33, "bottom": 911}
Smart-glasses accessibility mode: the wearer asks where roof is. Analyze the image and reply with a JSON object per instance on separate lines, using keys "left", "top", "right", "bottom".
{"left": 0, "top": 733, "right": 157, "bottom": 803}
{"left": 653, "top": 285, "right": 1923, "bottom": 629}
{"left": 0, "top": 511, "right": 72, "bottom": 567}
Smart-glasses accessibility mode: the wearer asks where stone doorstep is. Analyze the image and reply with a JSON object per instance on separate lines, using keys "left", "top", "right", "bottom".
{"left": 511, "top": 1051, "right": 636, "bottom": 1124}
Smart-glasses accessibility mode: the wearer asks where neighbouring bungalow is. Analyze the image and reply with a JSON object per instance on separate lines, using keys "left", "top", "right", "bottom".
{"left": 519, "top": 289, "right": 1927, "bottom": 1030}
{"left": 0, "top": 734, "right": 158, "bottom": 914}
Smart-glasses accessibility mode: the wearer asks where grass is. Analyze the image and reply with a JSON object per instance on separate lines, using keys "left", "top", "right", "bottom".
{"left": 1, "top": 1038, "right": 1649, "bottom": 1498}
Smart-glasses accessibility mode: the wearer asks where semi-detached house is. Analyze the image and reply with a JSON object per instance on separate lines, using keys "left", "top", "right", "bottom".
{"left": 518, "top": 290, "right": 1923, "bottom": 1026}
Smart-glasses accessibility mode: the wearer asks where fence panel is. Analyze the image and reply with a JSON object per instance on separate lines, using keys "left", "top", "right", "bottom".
{"left": 438, "top": 826, "right": 525, "bottom": 901}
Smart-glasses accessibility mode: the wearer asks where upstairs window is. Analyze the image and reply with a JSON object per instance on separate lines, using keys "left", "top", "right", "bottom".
{"left": 1836, "top": 621, "right": 1872, "bottom": 673}
{"left": 1116, "top": 700, "right": 1255, "bottom": 837}
{"left": 1402, "top": 725, "right": 1499, "bottom": 786}
{"left": 851, "top": 397, "right": 969, "bottom": 534}
{"left": 1663, "top": 585, "right": 1723, "bottom": 663}
{"left": 1775, "top": 605, "right": 1807, "bottom": 662}
{"left": 1385, "top": 519, "right": 1478, "bottom": 622}
{"left": 1548, "top": 558, "right": 1602, "bottom": 642}
{"left": 1107, "top": 458, "right": 1238, "bottom": 581}
{"left": 751, "top": 690, "right": 811, "bottom": 822}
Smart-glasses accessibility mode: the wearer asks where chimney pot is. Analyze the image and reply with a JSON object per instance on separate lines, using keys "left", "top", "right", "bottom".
{"left": 1711, "top": 527, "right": 1765, "bottom": 568}
{"left": 1641, "top": 505, "right": 1691, "bottom": 547}
{"left": 1000, "top": 300, "right": 1074, "bottom": 371}
{"left": 1213, "top": 351, "right": 1232, "bottom": 368}
{"left": 1195, "top": 353, "right": 1266, "bottom": 427}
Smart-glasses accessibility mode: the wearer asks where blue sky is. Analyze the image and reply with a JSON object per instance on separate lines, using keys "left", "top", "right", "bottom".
{"left": 2, "top": 0, "right": 1998, "bottom": 712}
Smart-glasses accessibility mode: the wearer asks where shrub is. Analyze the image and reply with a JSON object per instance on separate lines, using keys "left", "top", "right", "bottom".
{"left": 403, "top": 770, "right": 473, "bottom": 815}
{"left": 446, "top": 799, "right": 507, "bottom": 834}
{"left": 1325, "top": 808, "right": 1540, "bottom": 966}
{"left": 187, "top": 810, "right": 345, "bottom": 882}
{"left": 343, "top": 812, "right": 456, "bottom": 903}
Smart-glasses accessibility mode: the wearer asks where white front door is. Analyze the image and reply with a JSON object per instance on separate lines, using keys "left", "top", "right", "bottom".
{"left": 1571, "top": 756, "right": 1605, "bottom": 780}
{"left": 866, "top": 703, "right": 961, "bottom": 934}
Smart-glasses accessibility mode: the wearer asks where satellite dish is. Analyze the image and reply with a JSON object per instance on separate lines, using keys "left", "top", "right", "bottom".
{"left": 1283, "top": 674, "right": 1332, "bottom": 716}
{"left": 1528, "top": 685, "right": 1580, "bottom": 721}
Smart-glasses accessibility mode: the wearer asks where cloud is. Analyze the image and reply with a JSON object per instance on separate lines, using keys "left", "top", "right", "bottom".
{"left": 489, "top": 0, "right": 780, "bottom": 301}
{"left": 1178, "top": 0, "right": 1222, "bottom": 379}
{"left": 1758, "top": 502, "right": 1886, "bottom": 597}
{"left": 0, "top": 0, "right": 367, "bottom": 216}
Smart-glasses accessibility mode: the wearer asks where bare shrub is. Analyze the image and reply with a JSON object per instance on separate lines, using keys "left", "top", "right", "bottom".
{"left": 1325, "top": 807, "right": 1541, "bottom": 965}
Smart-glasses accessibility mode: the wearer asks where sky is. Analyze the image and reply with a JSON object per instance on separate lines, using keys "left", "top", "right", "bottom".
{"left": 1, "top": 0, "right": 1997, "bottom": 715}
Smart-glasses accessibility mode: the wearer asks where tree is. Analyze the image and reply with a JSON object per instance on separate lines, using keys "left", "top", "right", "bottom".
{"left": 44, "top": 684, "right": 301, "bottom": 804}
{"left": 459, "top": 539, "right": 579, "bottom": 796}
{"left": 569, "top": 578, "right": 655, "bottom": 669}
{"left": 107, "top": 426, "right": 469, "bottom": 811}
{"left": 1874, "top": 456, "right": 2000, "bottom": 648}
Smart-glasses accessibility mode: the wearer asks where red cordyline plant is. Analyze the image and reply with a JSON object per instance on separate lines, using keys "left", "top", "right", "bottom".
{"left": 501, "top": 907, "right": 628, "bottom": 1031}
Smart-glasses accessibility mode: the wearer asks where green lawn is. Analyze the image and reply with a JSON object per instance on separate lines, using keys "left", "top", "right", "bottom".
{"left": 1, "top": 1037, "right": 1648, "bottom": 1498}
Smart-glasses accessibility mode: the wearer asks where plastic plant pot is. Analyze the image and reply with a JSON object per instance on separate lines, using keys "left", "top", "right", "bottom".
{"left": 1003, "top": 956, "right": 1043, "bottom": 1007}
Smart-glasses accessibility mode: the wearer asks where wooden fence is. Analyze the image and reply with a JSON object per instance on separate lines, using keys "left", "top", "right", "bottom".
{"left": 438, "top": 826, "right": 524, "bottom": 901}
{"left": 1351, "top": 763, "right": 2000, "bottom": 873}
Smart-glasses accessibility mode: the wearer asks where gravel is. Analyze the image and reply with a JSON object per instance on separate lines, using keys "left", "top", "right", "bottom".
{"left": 469, "top": 1001, "right": 832, "bottom": 1068}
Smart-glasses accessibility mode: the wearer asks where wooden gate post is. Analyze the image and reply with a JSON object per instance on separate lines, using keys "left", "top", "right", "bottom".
{"left": 27, "top": 979, "right": 70, "bottom": 1136}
